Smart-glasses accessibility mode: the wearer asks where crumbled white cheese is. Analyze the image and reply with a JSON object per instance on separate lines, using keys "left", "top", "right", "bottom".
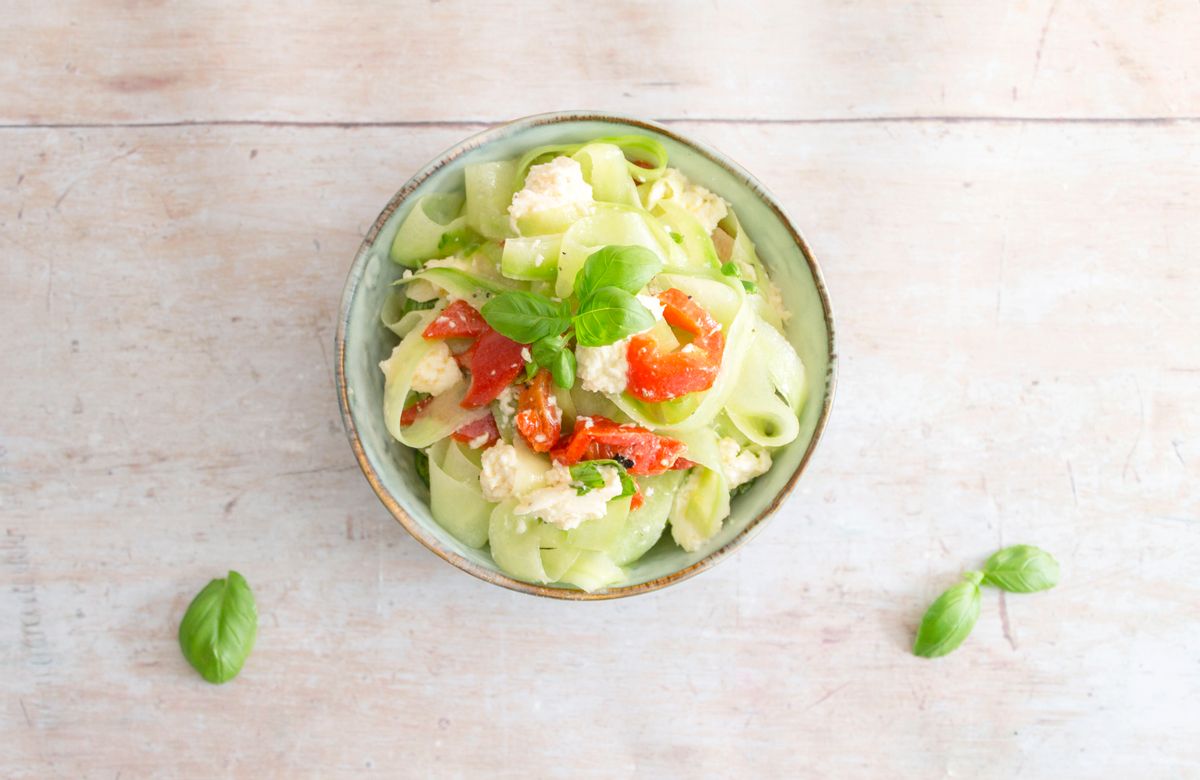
{"left": 636, "top": 293, "right": 666, "bottom": 320}
{"left": 513, "top": 463, "right": 622, "bottom": 530}
{"left": 410, "top": 341, "right": 462, "bottom": 395}
{"left": 576, "top": 340, "right": 630, "bottom": 394}
{"left": 717, "top": 437, "right": 772, "bottom": 489}
{"left": 520, "top": 347, "right": 532, "bottom": 363}
{"left": 479, "top": 442, "right": 520, "bottom": 502}
{"left": 494, "top": 385, "right": 519, "bottom": 428}
{"left": 508, "top": 156, "right": 593, "bottom": 230}
{"left": 467, "top": 432, "right": 491, "bottom": 450}
{"left": 645, "top": 168, "right": 728, "bottom": 234}
{"left": 575, "top": 298, "right": 662, "bottom": 394}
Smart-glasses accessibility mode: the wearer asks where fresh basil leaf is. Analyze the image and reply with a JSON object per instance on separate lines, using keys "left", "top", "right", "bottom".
{"left": 720, "top": 261, "right": 738, "bottom": 277}
{"left": 982, "top": 545, "right": 1060, "bottom": 593}
{"left": 550, "top": 348, "right": 576, "bottom": 389}
{"left": 742, "top": 280, "right": 758, "bottom": 293}
{"left": 532, "top": 333, "right": 567, "bottom": 366}
{"left": 178, "top": 571, "right": 258, "bottom": 684}
{"left": 413, "top": 447, "right": 430, "bottom": 488}
{"left": 569, "top": 462, "right": 607, "bottom": 493}
{"left": 569, "top": 459, "right": 636, "bottom": 499}
{"left": 523, "top": 361, "right": 539, "bottom": 382}
{"left": 913, "top": 572, "right": 982, "bottom": 658}
{"left": 481, "top": 291, "right": 571, "bottom": 344}
{"left": 573, "top": 287, "right": 655, "bottom": 346}
{"left": 573, "top": 245, "right": 663, "bottom": 302}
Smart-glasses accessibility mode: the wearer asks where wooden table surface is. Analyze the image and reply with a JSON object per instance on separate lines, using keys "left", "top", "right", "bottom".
{"left": 3, "top": 2, "right": 1198, "bottom": 777}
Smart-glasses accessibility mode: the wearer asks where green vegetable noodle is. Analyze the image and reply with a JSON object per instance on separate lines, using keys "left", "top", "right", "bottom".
{"left": 376, "top": 133, "right": 804, "bottom": 592}
{"left": 178, "top": 571, "right": 258, "bottom": 684}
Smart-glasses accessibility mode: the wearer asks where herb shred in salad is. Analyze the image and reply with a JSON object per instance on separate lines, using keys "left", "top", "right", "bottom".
{"left": 378, "top": 135, "right": 806, "bottom": 591}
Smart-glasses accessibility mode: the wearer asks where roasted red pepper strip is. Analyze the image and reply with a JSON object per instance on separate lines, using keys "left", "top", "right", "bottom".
{"left": 515, "top": 369, "right": 562, "bottom": 453}
{"left": 422, "top": 300, "right": 490, "bottom": 340}
{"left": 626, "top": 288, "right": 725, "bottom": 402}
{"left": 550, "top": 415, "right": 688, "bottom": 476}
{"left": 461, "top": 329, "right": 525, "bottom": 408}
{"left": 629, "top": 488, "right": 645, "bottom": 511}
{"left": 450, "top": 413, "right": 500, "bottom": 448}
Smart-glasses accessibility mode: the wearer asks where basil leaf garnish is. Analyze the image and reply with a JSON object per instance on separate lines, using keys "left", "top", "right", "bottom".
{"left": 178, "top": 571, "right": 258, "bottom": 684}
{"left": 573, "top": 245, "right": 662, "bottom": 303}
{"left": 981, "top": 545, "right": 1060, "bottom": 593}
{"left": 569, "top": 459, "right": 636, "bottom": 498}
{"left": 572, "top": 287, "right": 655, "bottom": 346}
{"left": 531, "top": 333, "right": 567, "bottom": 366}
{"left": 481, "top": 291, "right": 571, "bottom": 344}
{"left": 549, "top": 347, "right": 576, "bottom": 389}
{"left": 913, "top": 572, "right": 982, "bottom": 658}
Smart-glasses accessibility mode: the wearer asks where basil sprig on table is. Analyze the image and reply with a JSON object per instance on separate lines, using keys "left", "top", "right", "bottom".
{"left": 569, "top": 459, "right": 637, "bottom": 499}
{"left": 178, "top": 571, "right": 258, "bottom": 683}
{"left": 480, "top": 245, "right": 662, "bottom": 388}
{"left": 913, "top": 544, "right": 1059, "bottom": 659}
{"left": 913, "top": 572, "right": 984, "bottom": 658}
{"left": 980, "top": 545, "right": 1060, "bottom": 593}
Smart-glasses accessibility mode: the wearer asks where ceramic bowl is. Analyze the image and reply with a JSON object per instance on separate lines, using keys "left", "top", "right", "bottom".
{"left": 336, "top": 112, "right": 836, "bottom": 599}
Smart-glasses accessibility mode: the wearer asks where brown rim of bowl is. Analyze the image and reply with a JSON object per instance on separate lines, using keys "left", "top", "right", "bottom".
{"left": 335, "top": 111, "right": 838, "bottom": 600}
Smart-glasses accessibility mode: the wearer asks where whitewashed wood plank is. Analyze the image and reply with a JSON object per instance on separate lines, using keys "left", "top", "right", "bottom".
{"left": 1, "top": 121, "right": 1197, "bottom": 777}
{"left": 2, "top": 0, "right": 1198, "bottom": 125}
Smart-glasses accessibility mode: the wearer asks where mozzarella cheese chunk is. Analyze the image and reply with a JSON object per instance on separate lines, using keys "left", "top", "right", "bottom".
{"left": 575, "top": 295, "right": 664, "bottom": 394}
{"left": 636, "top": 293, "right": 666, "bottom": 320}
{"left": 479, "top": 442, "right": 520, "bottom": 502}
{"left": 493, "top": 385, "right": 519, "bottom": 428}
{"left": 410, "top": 341, "right": 462, "bottom": 396}
{"left": 508, "top": 156, "right": 593, "bottom": 228}
{"left": 717, "top": 437, "right": 772, "bottom": 489}
{"left": 513, "top": 463, "right": 622, "bottom": 530}
{"left": 646, "top": 168, "right": 729, "bottom": 234}
{"left": 576, "top": 340, "right": 630, "bottom": 394}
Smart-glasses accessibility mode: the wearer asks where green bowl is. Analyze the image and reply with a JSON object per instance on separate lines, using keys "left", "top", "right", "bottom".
{"left": 336, "top": 112, "right": 836, "bottom": 599}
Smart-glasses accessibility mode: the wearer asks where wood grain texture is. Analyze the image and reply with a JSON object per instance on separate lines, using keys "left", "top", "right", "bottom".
{"left": 2, "top": 0, "right": 1198, "bottom": 125}
{"left": 2, "top": 1, "right": 1199, "bottom": 777}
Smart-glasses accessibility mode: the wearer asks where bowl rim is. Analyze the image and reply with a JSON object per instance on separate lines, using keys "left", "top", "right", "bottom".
{"left": 335, "top": 110, "right": 838, "bottom": 600}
